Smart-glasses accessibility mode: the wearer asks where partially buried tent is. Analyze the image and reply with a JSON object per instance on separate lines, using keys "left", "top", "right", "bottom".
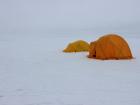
{"left": 63, "top": 40, "right": 89, "bottom": 52}
{"left": 88, "top": 34, "right": 133, "bottom": 60}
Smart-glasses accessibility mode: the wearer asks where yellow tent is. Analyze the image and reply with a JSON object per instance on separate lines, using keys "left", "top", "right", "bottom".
{"left": 88, "top": 34, "right": 133, "bottom": 59}
{"left": 63, "top": 40, "right": 89, "bottom": 52}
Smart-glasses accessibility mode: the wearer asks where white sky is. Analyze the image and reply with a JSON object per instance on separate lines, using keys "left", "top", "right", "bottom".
{"left": 0, "top": 0, "right": 140, "bottom": 34}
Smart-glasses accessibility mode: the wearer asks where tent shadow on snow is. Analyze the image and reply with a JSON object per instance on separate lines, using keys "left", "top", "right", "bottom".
{"left": 88, "top": 34, "right": 133, "bottom": 60}
{"left": 63, "top": 40, "right": 89, "bottom": 53}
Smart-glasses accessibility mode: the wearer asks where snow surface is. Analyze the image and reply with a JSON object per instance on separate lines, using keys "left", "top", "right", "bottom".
{"left": 0, "top": 34, "right": 140, "bottom": 105}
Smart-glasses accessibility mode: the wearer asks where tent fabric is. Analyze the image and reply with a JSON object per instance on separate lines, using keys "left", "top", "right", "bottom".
{"left": 88, "top": 34, "right": 133, "bottom": 59}
{"left": 63, "top": 40, "right": 89, "bottom": 52}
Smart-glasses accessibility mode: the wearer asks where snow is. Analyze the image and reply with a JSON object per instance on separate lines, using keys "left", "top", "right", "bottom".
{"left": 0, "top": 34, "right": 140, "bottom": 105}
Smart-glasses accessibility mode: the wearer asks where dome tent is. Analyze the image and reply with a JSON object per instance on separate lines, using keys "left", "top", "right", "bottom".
{"left": 88, "top": 34, "right": 133, "bottom": 60}
{"left": 63, "top": 40, "right": 89, "bottom": 52}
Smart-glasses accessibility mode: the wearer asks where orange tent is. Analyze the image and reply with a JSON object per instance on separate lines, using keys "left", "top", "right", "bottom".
{"left": 88, "top": 34, "right": 133, "bottom": 60}
{"left": 63, "top": 40, "right": 89, "bottom": 52}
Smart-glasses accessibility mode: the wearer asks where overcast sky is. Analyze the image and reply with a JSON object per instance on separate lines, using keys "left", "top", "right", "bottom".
{"left": 0, "top": 0, "right": 140, "bottom": 34}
